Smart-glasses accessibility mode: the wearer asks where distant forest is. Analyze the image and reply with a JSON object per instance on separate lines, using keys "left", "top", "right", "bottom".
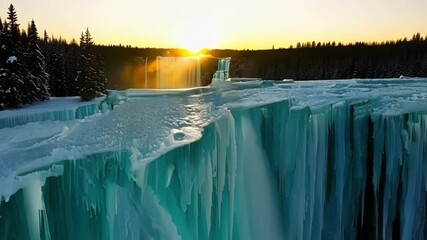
{"left": 98, "top": 35, "right": 427, "bottom": 89}
{"left": 227, "top": 36, "right": 427, "bottom": 80}
{"left": 1, "top": 4, "right": 427, "bottom": 109}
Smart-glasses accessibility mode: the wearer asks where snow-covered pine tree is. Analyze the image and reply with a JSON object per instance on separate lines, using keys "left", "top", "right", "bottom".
{"left": 3, "top": 56, "right": 24, "bottom": 108}
{"left": 19, "top": 24, "right": 32, "bottom": 104}
{"left": 93, "top": 54, "right": 107, "bottom": 96}
{"left": 25, "top": 20, "right": 49, "bottom": 101}
{"left": 77, "top": 28, "right": 97, "bottom": 101}
{"left": 1, "top": 4, "right": 24, "bottom": 108}
{"left": 0, "top": 18, "right": 6, "bottom": 110}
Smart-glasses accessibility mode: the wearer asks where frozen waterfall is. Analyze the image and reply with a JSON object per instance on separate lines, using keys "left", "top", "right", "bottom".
{"left": 1, "top": 79, "right": 427, "bottom": 239}
{"left": 212, "top": 57, "right": 231, "bottom": 81}
{"left": 156, "top": 56, "right": 201, "bottom": 89}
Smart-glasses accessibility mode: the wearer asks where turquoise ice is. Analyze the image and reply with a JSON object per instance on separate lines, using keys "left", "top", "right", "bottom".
{"left": 1, "top": 78, "right": 427, "bottom": 239}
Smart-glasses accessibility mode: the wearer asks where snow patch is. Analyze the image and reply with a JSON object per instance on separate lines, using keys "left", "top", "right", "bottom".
{"left": 6, "top": 56, "right": 17, "bottom": 63}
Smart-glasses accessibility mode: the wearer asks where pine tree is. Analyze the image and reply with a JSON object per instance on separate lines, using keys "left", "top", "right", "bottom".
{"left": 43, "top": 30, "right": 49, "bottom": 44}
{"left": 64, "top": 40, "right": 80, "bottom": 96}
{"left": 49, "top": 44, "right": 67, "bottom": 96}
{"left": 77, "top": 28, "right": 98, "bottom": 101}
{"left": 2, "top": 58, "right": 23, "bottom": 108}
{"left": 0, "top": 18, "right": 6, "bottom": 110}
{"left": 1, "top": 4, "right": 24, "bottom": 108}
{"left": 20, "top": 25, "right": 31, "bottom": 104}
{"left": 7, "top": 4, "right": 19, "bottom": 43}
{"left": 93, "top": 54, "right": 107, "bottom": 96}
{"left": 25, "top": 20, "right": 49, "bottom": 101}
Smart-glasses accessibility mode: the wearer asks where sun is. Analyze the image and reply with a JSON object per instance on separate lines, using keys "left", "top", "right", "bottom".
{"left": 180, "top": 34, "right": 211, "bottom": 53}
{"left": 175, "top": 17, "right": 221, "bottom": 53}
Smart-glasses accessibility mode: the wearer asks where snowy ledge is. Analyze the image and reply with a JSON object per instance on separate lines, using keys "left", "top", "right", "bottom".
{"left": 0, "top": 96, "right": 111, "bottom": 129}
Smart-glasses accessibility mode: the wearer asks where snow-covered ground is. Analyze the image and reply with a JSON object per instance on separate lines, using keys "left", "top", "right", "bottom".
{"left": 0, "top": 96, "right": 99, "bottom": 118}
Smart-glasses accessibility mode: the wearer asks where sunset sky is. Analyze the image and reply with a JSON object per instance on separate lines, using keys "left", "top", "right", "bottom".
{"left": 1, "top": 0, "right": 426, "bottom": 50}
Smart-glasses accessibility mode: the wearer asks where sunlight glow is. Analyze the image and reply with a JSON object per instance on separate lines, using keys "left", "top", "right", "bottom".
{"left": 174, "top": 16, "right": 221, "bottom": 52}
{"left": 1, "top": 0, "right": 427, "bottom": 50}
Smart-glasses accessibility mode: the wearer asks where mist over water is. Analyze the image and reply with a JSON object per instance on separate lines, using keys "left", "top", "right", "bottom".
{"left": 235, "top": 113, "right": 285, "bottom": 240}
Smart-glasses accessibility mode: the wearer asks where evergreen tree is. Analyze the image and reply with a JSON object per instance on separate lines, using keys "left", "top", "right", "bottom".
{"left": 7, "top": 4, "right": 19, "bottom": 43}
{"left": 20, "top": 28, "right": 28, "bottom": 46}
{"left": 49, "top": 43, "right": 67, "bottom": 96}
{"left": 93, "top": 54, "right": 107, "bottom": 96}
{"left": 25, "top": 20, "right": 49, "bottom": 101}
{"left": 77, "top": 28, "right": 99, "bottom": 101}
{"left": 20, "top": 25, "right": 31, "bottom": 104}
{"left": 43, "top": 30, "right": 49, "bottom": 44}
{"left": 0, "top": 18, "right": 6, "bottom": 110}
{"left": 3, "top": 55, "right": 24, "bottom": 108}
{"left": 1, "top": 4, "right": 24, "bottom": 108}
{"left": 64, "top": 40, "right": 80, "bottom": 96}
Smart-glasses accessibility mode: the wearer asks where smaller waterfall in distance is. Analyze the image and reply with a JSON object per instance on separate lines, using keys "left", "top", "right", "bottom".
{"left": 156, "top": 56, "right": 201, "bottom": 89}
{"left": 213, "top": 57, "right": 231, "bottom": 81}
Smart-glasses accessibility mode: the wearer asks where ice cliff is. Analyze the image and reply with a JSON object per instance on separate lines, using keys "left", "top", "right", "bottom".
{"left": 1, "top": 79, "right": 427, "bottom": 239}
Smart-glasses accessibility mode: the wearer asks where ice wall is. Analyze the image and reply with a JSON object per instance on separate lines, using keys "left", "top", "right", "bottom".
{"left": 0, "top": 94, "right": 116, "bottom": 129}
{"left": 1, "top": 79, "right": 427, "bottom": 239}
{"left": 0, "top": 113, "right": 238, "bottom": 240}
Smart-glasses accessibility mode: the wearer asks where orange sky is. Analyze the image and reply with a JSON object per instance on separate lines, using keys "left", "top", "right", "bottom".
{"left": 1, "top": 0, "right": 427, "bottom": 50}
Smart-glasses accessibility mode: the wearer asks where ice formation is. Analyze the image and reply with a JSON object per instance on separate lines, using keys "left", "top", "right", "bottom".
{"left": 212, "top": 57, "right": 230, "bottom": 81}
{"left": 1, "top": 78, "right": 427, "bottom": 239}
{"left": 156, "top": 57, "right": 201, "bottom": 89}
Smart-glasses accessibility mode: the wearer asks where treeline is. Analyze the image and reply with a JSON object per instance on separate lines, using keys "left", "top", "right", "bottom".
{"left": 228, "top": 36, "right": 427, "bottom": 80}
{"left": 0, "top": 4, "right": 106, "bottom": 110}
{"left": 2, "top": 5, "right": 424, "bottom": 101}
{"left": 94, "top": 46, "right": 219, "bottom": 89}
{"left": 92, "top": 37, "right": 427, "bottom": 90}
